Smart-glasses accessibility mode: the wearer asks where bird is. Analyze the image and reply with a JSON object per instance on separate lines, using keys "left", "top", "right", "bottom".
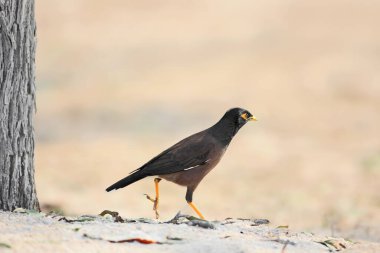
{"left": 106, "top": 107, "right": 257, "bottom": 219}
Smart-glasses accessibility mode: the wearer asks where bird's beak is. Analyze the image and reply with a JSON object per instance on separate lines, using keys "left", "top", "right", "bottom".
{"left": 248, "top": 115, "right": 257, "bottom": 121}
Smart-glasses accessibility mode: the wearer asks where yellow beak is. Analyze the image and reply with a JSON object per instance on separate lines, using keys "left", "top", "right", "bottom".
{"left": 248, "top": 115, "right": 257, "bottom": 121}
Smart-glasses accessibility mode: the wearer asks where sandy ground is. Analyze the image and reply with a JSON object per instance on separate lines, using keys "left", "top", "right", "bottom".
{"left": 4, "top": 210, "right": 378, "bottom": 253}
{"left": 31, "top": 0, "right": 380, "bottom": 238}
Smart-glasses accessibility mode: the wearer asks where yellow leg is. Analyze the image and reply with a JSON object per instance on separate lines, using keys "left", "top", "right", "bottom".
{"left": 188, "top": 202, "right": 205, "bottom": 220}
{"left": 144, "top": 178, "right": 161, "bottom": 219}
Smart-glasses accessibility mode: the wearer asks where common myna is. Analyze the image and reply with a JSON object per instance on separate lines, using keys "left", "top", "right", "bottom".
{"left": 106, "top": 107, "right": 257, "bottom": 219}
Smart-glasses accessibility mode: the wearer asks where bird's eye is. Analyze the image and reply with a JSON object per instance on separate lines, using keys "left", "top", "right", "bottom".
{"left": 240, "top": 113, "right": 248, "bottom": 120}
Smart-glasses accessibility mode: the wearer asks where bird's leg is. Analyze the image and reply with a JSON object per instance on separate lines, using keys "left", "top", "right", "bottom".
{"left": 185, "top": 186, "right": 205, "bottom": 220}
{"left": 144, "top": 178, "right": 161, "bottom": 219}
{"left": 152, "top": 178, "right": 161, "bottom": 218}
{"left": 187, "top": 202, "right": 205, "bottom": 220}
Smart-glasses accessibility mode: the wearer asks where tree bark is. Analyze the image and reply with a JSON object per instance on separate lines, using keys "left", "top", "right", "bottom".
{"left": 0, "top": 0, "right": 39, "bottom": 211}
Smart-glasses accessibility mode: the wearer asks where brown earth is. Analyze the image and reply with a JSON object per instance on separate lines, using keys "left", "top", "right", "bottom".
{"left": 0, "top": 210, "right": 367, "bottom": 253}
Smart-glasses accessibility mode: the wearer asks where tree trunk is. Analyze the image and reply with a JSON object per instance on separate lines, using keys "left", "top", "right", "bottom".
{"left": 0, "top": 0, "right": 39, "bottom": 211}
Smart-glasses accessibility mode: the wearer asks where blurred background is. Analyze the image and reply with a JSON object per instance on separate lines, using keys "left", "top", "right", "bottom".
{"left": 35, "top": 0, "right": 380, "bottom": 234}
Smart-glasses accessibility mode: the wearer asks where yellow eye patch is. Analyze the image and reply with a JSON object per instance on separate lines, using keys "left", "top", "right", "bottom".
{"left": 241, "top": 112, "right": 258, "bottom": 121}
{"left": 241, "top": 113, "right": 248, "bottom": 120}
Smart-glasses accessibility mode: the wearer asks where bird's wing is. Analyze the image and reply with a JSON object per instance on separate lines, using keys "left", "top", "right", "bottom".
{"left": 136, "top": 131, "right": 215, "bottom": 176}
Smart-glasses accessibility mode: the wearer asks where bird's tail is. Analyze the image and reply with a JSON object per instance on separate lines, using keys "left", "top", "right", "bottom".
{"left": 106, "top": 171, "right": 147, "bottom": 192}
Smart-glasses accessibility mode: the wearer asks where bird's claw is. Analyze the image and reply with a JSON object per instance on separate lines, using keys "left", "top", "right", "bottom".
{"left": 144, "top": 194, "right": 160, "bottom": 219}
{"left": 144, "top": 194, "right": 155, "bottom": 202}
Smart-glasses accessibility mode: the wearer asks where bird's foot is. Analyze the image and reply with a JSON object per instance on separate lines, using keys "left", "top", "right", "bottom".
{"left": 144, "top": 194, "right": 155, "bottom": 202}
{"left": 144, "top": 194, "right": 160, "bottom": 219}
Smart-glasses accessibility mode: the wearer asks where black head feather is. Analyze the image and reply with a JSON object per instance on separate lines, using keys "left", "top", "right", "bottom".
{"left": 209, "top": 107, "right": 254, "bottom": 145}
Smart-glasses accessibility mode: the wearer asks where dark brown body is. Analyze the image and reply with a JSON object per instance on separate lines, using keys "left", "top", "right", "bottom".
{"left": 160, "top": 134, "right": 227, "bottom": 202}
{"left": 106, "top": 107, "right": 255, "bottom": 211}
{"left": 160, "top": 154, "right": 223, "bottom": 187}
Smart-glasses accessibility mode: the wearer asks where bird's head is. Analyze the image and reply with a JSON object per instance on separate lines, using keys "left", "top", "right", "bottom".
{"left": 223, "top": 107, "right": 257, "bottom": 128}
{"left": 210, "top": 107, "right": 257, "bottom": 144}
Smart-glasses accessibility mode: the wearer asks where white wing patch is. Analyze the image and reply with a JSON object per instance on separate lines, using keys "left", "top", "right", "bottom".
{"left": 183, "top": 159, "right": 211, "bottom": 171}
